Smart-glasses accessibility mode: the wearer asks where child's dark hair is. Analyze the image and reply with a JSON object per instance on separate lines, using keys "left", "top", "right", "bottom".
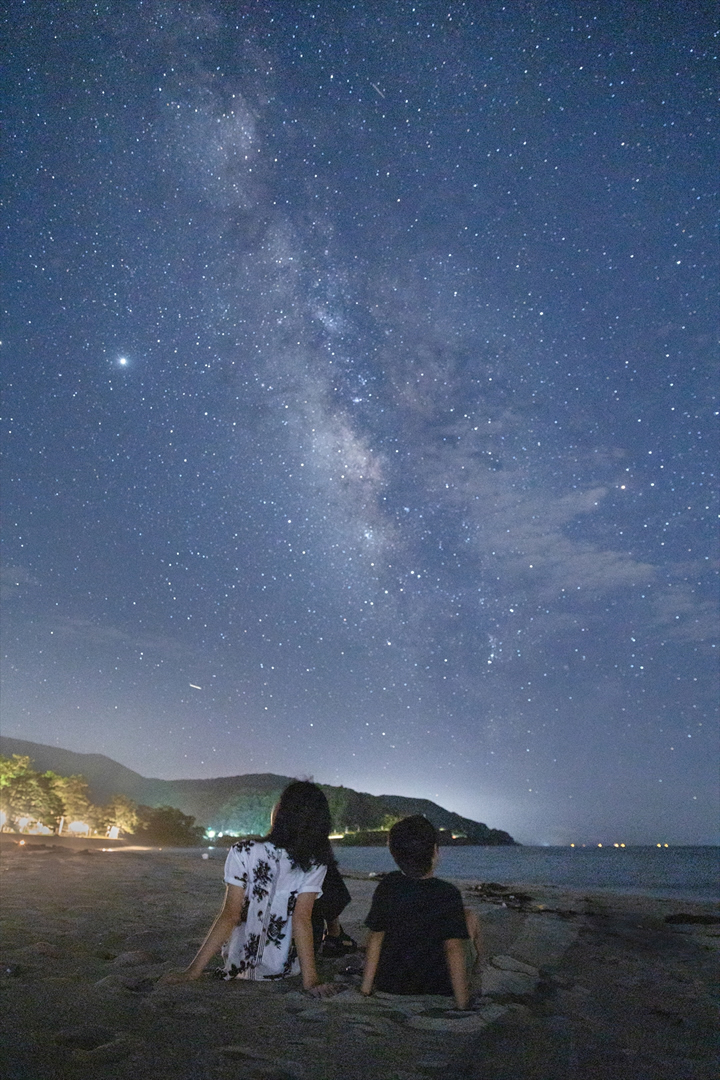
{"left": 388, "top": 815, "right": 438, "bottom": 878}
{"left": 266, "top": 780, "right": 334, "bottom": 871}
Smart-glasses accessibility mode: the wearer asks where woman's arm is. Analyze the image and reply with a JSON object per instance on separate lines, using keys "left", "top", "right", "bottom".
{"left": 161, "top": 884, "right": 245, "bottom": 983}
{"left": 292, "top": 892, "right": 341, "bottom": 998}
{"left": 443, "top": 937, "right": 469, "bottom": 1010}
{"left": 360, "top": 930, "right": 385, "bottom": 996}
{"left": 292, "top": 890, "right": 336, "bottom": 995}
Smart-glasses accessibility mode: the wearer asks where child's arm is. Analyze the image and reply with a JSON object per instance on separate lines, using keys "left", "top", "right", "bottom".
{"left": 161, "top": 884, "right": 245, "bottom": 983}
{"left": 292, "top": 891, "right": 337, "bottom": 997}
{"left": 443, "top": 938, "right": 470, "bottom": 1010}
{"left": 360, "top": 930, "right": 385, "bottom": 996}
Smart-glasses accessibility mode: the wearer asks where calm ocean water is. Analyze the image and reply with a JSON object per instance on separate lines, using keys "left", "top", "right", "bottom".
{"left": 332, "top": 845, "right": 720, "bottom": 902}
{"left": 179, "top": 843, "right": 718, "bottom": 902}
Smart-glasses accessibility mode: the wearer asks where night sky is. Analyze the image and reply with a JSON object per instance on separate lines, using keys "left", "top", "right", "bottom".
{"left": 2, "top": 2, "right": 717, "bottom": 845}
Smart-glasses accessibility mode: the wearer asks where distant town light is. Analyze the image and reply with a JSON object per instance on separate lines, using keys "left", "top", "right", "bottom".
{"left": 67, "top": 821, "right": 91, "bottom": 836}
{"left": 14, "top": 817, "right": 53, "bottom": 835}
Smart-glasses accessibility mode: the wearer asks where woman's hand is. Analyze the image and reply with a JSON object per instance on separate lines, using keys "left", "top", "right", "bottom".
{"left": 304, "top": 981, "right": 341, "bottom": 999}
{"left": 157, "top": 969, "right": 200, "bottom": 985}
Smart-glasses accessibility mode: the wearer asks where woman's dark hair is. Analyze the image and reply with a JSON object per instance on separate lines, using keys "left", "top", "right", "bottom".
{"left": 266, "top": 780, "right": 334, "bottom": 871}
{"left": 388, "top": 815, "right": 438, "bottom": 878}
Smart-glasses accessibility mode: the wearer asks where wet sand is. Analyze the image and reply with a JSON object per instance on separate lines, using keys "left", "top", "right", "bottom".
{"left": 1, "top": 839, "right": 717, "bottom": 1079}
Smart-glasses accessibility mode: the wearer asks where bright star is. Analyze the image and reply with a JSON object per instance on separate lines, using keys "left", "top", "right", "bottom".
{"left": 118, "top": 357, "right": 128, "bottom": 366}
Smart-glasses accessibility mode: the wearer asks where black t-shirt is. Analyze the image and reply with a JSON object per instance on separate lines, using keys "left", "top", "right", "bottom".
{"left": 364, "top": 871, "right": 468, "bottom": 996}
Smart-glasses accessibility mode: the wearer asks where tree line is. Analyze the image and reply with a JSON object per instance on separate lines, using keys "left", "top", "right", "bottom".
{"left": 0, "top": 755, "right": 204, "bottom": 845}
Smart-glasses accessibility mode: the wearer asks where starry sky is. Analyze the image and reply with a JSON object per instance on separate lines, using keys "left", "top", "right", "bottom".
{"left": 2, "top": 1, "right": 717, "bottom": 845}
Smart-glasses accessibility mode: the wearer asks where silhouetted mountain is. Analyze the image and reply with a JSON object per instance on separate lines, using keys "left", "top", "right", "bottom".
{"left": 0, "top": 737, "right": 515, "bottom": 844}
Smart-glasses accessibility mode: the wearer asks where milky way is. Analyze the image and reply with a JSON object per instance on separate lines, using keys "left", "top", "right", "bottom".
{"left": 2, "top": 2, "right": 717, "bottom": 843}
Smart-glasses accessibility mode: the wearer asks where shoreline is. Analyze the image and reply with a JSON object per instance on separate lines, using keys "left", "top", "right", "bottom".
{"left": 343, "top": 868, "right": 720, "bottom": 907}
{"left": 2, "top": 834, "right": 716, "bottom": 904}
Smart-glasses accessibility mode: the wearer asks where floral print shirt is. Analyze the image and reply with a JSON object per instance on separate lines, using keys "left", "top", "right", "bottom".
{"left": 220, "top": 840, "right": 326, "bottom": 980}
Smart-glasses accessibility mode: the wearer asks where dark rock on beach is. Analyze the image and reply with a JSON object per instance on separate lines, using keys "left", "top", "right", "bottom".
{"left": 665, "top": 912, "right": 720, "bottom": 925}
{"left": 464, "top": 882, "right": 535, "bottom": 910}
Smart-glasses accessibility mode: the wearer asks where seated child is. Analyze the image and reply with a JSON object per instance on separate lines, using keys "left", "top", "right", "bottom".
{"left": 360, "top": 815, "right": 482, "bottom": 1010}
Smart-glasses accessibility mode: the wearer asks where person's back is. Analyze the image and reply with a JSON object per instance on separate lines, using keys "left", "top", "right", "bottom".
{"left": 221, "top": 836, "right": 325, "bottom": 980}
{"left": 361, "top": 816, "right": 479, "bottom": 1008}
{"left": 363, "top": 869, "right": 468, "bottom": 995}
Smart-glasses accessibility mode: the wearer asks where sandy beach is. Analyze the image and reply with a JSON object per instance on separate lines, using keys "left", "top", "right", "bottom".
{"left": 1, "top": 839, "right": 717, "bottom": 1080}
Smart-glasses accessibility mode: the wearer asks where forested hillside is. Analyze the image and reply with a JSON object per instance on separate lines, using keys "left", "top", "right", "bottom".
{"left": 0, "top": 737, "right": 515, "bottom": 844}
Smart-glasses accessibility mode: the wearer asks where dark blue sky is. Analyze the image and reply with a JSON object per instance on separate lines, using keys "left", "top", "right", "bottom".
{"left": 2, "top": 1, "right": 717, "bottom": 844}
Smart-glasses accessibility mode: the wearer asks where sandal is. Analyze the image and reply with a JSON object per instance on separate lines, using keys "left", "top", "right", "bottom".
{"left": 321, "top": 926, "right": 358, "bottom": 957}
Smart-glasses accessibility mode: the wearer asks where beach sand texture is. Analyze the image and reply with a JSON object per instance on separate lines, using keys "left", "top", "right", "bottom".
{"left": 1, "top": 841, "right": 717, "bottom": 1080}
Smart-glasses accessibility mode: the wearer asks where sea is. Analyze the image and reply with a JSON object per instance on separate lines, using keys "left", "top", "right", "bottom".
{"left": 164, "top": 844, "right": 718, "bottom": 903}
{"left": 330, "top": 845, "right": 719, "bottom": 903}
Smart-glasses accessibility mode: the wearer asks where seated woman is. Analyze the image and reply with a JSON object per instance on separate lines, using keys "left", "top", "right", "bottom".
{"left": 162, "top": 780, "right": 339, "bottom": 996}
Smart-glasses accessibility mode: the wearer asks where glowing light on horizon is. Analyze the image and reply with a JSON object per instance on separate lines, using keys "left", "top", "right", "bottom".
{"left": 67, "top": 820, "right": 91, "bottom": 835}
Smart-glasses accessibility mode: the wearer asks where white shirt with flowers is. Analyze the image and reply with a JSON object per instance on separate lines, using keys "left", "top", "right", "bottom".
{"left": 220, "top": 839, "right": 326, "bottom": 980}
